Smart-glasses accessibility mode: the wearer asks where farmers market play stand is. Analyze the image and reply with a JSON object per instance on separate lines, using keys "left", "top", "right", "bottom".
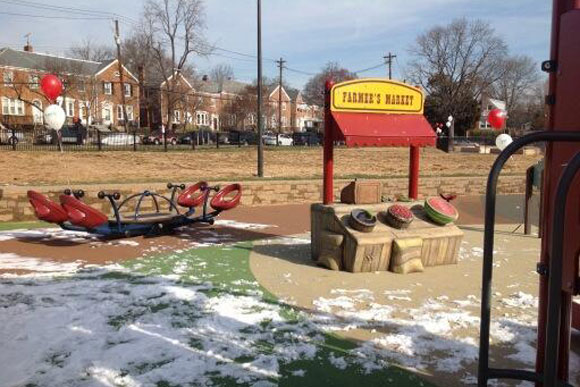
{"left": 311, "top": 78, "right": 464, "bottom": 273}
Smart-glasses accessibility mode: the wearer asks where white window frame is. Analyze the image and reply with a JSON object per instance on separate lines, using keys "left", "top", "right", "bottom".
{"left": 66, "top": 99, "right": 75, "bottom": 118}
{"left": 102, "top": 104, "right": 112, "bottom": 123}
{"left": 32, "top": 99, "right": 43, "bottom": 123}
{"left": 196, "top": 111, "right": 209, "bottom": 126}
{"left": 1, "top": 97, "right": 24, "bottom": 116}
{"left": 125, "top": 105, "right": 134, "bottom": 121}
{"left": 104, "top": 82, "right": 113, "bottom": 95}
{"left": 173, "top": 110, "right": 181, "bottom": 123}
{"left": 30, "top": 74, "right": 40, "bottom": 89}
{"left": 124, "top": 83, "right": 132, "bottom": 97}
{"left": 117, "top": 105, "right": 124, "bottom": 120}
{"left": 3, "top": 71, "right": 14, "bottom": 87}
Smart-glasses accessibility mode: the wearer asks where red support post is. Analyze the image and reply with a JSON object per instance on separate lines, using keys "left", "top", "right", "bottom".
{"left": 323, "top": 80, "right": 335, "bottom": 205}
{"left": 408, "top": 145, "right": 420, "bottom": 200}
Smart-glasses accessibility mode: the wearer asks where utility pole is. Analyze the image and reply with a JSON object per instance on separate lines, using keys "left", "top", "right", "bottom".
{"left": 383, "top": 52, "right": 397, "bottom": 80}
{"left": 276, "top": 57, "right": 286, "bottom": 135}
{"left": 256, "top": 0, "right": 264, "bottom": 177}
{"left": 114, "top": 20, "right": 129, "bottom": 133}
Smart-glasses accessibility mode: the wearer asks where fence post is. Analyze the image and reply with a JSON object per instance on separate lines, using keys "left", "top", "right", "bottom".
{"left": 191, "top": 131, "right": 195, "bottom": 151}
{"left": 163, "top": 130, "right": 167, "bottom": 152}
{"left": 276, "top": 133, "right": 280, "bottom": 146}
{"left": 97, "top": 130, "right": 102, "bottom": 151}
{"left": 133, "top": 131, "right": 137, "bottom": 151}
{"left": 238, "top": 131, "right": 241, "bottom": 148}
{"left": 11, "top": 128, "right": 16, "bottom": 151}
{"left": 216, "top": 132, "right": 220, "bottom": 149}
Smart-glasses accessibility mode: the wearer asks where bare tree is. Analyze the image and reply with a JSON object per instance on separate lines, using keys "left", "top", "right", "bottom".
{"left": 210, "top": 63, "right": 234, "bottom": 92}
{"left": 495, "top": 55, "right": 538, "bottom": 120}
{"left": 408, "top": 18, "right": 508, "bottom": 133}
{"left": 142, "top": 0, "right": 210, "bottom": 129}
{"left": 68, "top": 38, "right": 114, "bottom": 62}
{"left": 302, "top": 62, "right": 356, "bottom": 106}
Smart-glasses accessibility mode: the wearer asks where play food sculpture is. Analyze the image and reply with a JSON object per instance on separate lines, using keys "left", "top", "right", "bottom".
{"left": 383, "top": 204, "right": 414, "bottom": 229}
{"left": 424, "top": 197, "right": 459, "bottom": 225}
{"left": 349, "top": 209, "right": 377, "bottom": 233}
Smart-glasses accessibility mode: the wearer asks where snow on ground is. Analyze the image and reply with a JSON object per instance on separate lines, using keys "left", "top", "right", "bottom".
{"left": 310, "top": 287, "right": 543, "bottom": 382}
{"left": 0, "top": 258, "right": 325, "bottom": 386}
{"left": 214, "top": 219, "right": 273, "bottom": 230}
{"left": 0, "top": 228, "right": 97, "bottom": 242}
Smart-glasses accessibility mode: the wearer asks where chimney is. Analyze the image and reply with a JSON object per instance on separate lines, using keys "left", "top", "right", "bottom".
{"left": 23, "top": 44, "right": 33, "bottom": 53}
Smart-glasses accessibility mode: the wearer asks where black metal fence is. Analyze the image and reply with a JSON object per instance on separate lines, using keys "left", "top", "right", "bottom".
{"left": 0, "top": 128, "right": 326, "bottom": 152}
{"left": 1, "top": 128, "right": 520, "bottom": 153}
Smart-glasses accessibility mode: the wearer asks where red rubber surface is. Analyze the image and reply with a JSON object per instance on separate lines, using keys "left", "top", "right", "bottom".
{"left": 59, "top": 195, "right": 108, "bottom": 229}
{"left": 27, "top": 191, "right": 69, "bottom": 224}
{"left": 177, "top": 181, "right": 208, "bottom": 208}
{"left": 210, "top": 184, "right": 242, "bottom": 211}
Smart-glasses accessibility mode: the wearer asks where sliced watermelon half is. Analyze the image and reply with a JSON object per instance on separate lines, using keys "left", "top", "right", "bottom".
{"left": 424, "top": 197, "right": 459, "bottom": 225}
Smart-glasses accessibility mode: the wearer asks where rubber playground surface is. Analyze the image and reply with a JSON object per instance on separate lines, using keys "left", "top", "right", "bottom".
{"left": 0, "top": 195, "right": 578, "bottom": 387}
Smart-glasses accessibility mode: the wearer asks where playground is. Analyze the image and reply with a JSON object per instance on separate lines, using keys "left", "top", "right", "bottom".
{"left": 2, "top": 196, "right": 578, "bottom": 387}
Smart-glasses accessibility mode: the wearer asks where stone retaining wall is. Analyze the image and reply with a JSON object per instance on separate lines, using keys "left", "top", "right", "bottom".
{"left": 0, "top": 175, "right": 526, "bottom": 222}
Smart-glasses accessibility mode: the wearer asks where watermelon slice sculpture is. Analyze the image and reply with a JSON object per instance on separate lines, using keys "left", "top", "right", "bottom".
{"left": 424, "top": 197, "right": 459, "bottom": 225}
{"left": 384, "top": 204, "right": 414, "bottom": 229}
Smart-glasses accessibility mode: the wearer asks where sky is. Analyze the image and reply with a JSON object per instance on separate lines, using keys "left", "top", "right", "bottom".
{"left": 0, "top": 0, "right": 552, "bottom": 90}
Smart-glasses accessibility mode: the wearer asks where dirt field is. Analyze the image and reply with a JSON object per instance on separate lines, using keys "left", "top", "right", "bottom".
{"left": 0, "top": 148, "right": 542, "bottom": 185}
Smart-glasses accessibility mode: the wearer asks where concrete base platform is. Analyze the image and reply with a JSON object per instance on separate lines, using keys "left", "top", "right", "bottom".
{"left": 311, "top": 202, "right": 463, "bottom": 273}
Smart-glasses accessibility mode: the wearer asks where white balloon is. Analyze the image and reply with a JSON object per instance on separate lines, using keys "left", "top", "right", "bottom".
{"left": 44, "top": 104, "right": 66, "bottom": 131}
{"left": 495, "top": 133, "right": 513, "bottom": 151}
{"left": 446, "top": 121, "right": 452, "bottom": 128}
{"left": 447, "top": 115, "right": 453, "bottom": 122}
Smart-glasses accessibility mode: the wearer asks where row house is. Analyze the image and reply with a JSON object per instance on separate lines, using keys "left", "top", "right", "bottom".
{"left": 0, "top": 46, "right": 139, "bottom": 129}
{"left": 140, "top": 69, "right": 321, "bottom": 133}
{"left": 477, "top": 96, "right": 507, "bottom": 130}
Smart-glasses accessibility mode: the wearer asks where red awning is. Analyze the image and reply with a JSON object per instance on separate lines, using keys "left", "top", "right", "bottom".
{"left": 331, "top": 112, "right": 436, "bottom": 147}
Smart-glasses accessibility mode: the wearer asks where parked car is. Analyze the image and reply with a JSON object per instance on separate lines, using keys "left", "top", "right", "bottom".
{"left": 35, "top": 126, "right": 88, "bottom": 145}
{"left": 143, "top": 130, "right": 178, "bottom": 145}
{"left": 101, "top": 133, "right": 142, "bottom": 146}
{"left": 179, "top": 133, "right": 196, "bottom": 145}
{"left": 0, "top": 126, "right": 24, "bottom": 145}
{"left": 263, "top": 133, "right": 293, "bottom": 146}
{"left": 228, "top": 130, "right": 259, "bottom": 145}
{"left": 293, "top": 132, "right": 321, "bottom": 146}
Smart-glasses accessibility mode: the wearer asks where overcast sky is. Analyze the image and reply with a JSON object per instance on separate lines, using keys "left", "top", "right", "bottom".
{"left": 0, "top": 0, "right": 551, "bottom": 89}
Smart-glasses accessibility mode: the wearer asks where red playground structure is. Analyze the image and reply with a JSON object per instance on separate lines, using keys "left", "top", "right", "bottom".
{"left": 477, "top": 1, "right": 580, "bottom": 386}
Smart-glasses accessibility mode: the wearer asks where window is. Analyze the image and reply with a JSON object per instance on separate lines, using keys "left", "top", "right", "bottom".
{"left": 1, "top": 97, "right": 24, "bottom": 116}
{"left": 78, "top": 81, "right": 85, "bottom": 93}
{"left": 30, "top": 75, "right": 40, "bottom": 89}
{"left": 79, "top": 104, "right": 87, "bottom": 120}
{"left": 66, "top": 99, "right": 75, "bottom": 117}
{"left": 117, "top": 105, "right": 124, "bottom": 120}
{"left": 124, "top": 84, "right": 132, "bottom": 97}
{"left": 103, "top": 106, "right": 112, "bottom": 122}
{"left": 282, "top": 103, "right": 286, "bottom": 111}
{"left": 173, "top": 110, "right": 181, "bottom": 123}
{"left": 125, "top": 105, "right": 134, "bottom": 121}
{"left": 196, "top": 111, "right": 209, "bottom": 126}
{"left": 3, "top": 71, "right": 13, "bottom": 87}
{"left": 103, "top": 82, "right": 113, "bottom": 95}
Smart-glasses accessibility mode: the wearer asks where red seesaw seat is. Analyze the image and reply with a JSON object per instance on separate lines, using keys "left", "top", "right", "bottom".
{"left": 27, "top": 191, "right": 69, "bottom": 223}
{"left": 177, "top": 181, "right": 208, "bottom": 208}
{"left": 210, "top": 184, "right": 242, "bottom": 211}
{"left": 59, "top": 194, "right": 108, "bottom": 229}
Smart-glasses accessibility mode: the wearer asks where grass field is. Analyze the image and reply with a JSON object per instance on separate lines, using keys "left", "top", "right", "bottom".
{"left": 0, "top": 147, "right": 541, "bottom": 185}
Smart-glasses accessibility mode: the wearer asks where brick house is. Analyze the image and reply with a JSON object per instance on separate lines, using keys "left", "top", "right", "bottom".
{"left": 0, "top": 46, "right": 139, "bottom": 129}
{"left": 288, "top": 89, "right": 323, "bottom": 132}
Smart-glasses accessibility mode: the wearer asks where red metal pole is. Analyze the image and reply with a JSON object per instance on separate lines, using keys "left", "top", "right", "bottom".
{"left": 408, "top": 145, "right": 420, "bottom": 200}
{"left": 323, "top": 80, "right": 335, "bottom": 204}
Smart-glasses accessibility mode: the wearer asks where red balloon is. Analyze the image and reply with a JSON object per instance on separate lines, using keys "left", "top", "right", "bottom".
{"left": 40, "top": 74, "right": 63, "bottom": 102}
{"left": 488, "top": 108, "right": 507, "bottom": 130}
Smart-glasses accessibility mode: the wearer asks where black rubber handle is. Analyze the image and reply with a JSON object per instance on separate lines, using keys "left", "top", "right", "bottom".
{"left": 97, "top": 191, "right": 120, "bottom": 200}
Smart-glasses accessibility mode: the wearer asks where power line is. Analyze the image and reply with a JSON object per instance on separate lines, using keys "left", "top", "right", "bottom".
{"left": 283, "top": 66, "right": 315, "bottom": 76}
{"left": 353, "top": 62, "right": 385, "bottom": 75}
{"left": 0, "top": 0, "right": 136, "bottom": 24}
{"left": 0, "top": 11, "right": 111, "bottom": 20}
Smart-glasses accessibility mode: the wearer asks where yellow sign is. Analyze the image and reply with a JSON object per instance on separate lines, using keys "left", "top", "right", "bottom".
{"left": 331, "top": 79, "right": 424, "bottom": 114}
